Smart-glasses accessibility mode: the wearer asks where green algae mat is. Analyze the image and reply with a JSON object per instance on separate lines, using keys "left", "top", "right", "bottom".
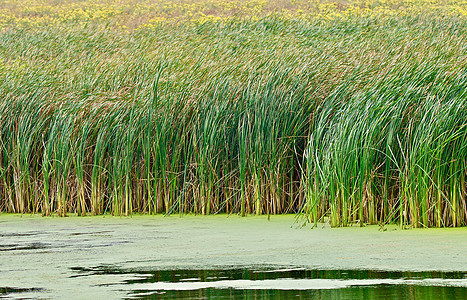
{"left": 1, "top": 215, "right": 466, "bottom": 299}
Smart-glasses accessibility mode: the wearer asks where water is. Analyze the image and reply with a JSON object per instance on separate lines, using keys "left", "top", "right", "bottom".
{"left": 71, "top": 266, "right": 467, "bottom": 299}
{"left": 1, "top": 215, "right": 466, "bottom": 299}
{"left": 0, "top": 287, "right": 43, "bottom": 298}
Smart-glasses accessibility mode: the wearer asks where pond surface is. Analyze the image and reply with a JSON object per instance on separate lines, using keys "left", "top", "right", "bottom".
{"left": 0, "top": 215, "right": 466, "bottom": 299}
{"left": 73, "top": 266, "right": 467, "bottom": 299}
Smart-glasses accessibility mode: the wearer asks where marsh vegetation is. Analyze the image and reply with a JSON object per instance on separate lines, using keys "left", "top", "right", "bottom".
{"left": 0, "top": 0, "right": 466, "bottom": 227}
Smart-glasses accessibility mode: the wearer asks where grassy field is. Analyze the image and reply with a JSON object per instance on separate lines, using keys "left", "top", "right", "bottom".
{"left": 0, "top": 0, "right": 466, "bottom": 227}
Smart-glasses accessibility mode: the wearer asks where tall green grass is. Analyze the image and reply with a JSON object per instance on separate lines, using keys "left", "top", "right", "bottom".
{"left": 0, "top": 15, "right": 466, "bottom": 227}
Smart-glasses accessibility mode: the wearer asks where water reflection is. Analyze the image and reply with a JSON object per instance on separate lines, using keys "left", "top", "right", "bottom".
{"left": 71, "top": 266, "right": 467, "bottom": 299}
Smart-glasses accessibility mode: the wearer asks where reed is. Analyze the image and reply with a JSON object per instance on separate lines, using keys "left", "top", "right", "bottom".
{"left": 0, "top": 5, "right": 466, "bottom": 227}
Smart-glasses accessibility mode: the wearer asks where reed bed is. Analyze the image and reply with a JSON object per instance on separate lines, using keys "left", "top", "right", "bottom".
{"left": 0, "top": 1, "right": 466, "bottom": 227}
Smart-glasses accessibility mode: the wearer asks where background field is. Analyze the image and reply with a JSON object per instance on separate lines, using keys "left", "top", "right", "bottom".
{"left": 0, "top": 0, "right": 466, "bottom": 227}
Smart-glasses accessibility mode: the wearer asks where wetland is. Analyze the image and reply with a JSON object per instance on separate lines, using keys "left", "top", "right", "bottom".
{"left": 1, "top": 215, "right": 466, "bottom": 299}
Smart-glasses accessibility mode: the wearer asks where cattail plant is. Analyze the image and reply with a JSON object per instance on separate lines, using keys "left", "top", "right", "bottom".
{"left": 0, "top": 13, "right": 465, "bottom": 227}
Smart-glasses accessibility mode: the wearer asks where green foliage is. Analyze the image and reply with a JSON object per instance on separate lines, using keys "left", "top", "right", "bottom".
{"left": 0, "top": 15, "right": 466, "bottom": 227}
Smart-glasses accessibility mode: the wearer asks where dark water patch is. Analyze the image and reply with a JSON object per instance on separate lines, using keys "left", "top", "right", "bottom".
{"left": 69, "top": 266, "right": 467, "bottom": 299}
{"left": 69, "top": 230, "right": 112, "bottom": 236}
{"left": 0, "top": 231, "right": 43, "bottom": 237}
{"left": 81, "top": 241, "right": 131, "bottom": 248}
{"left": 0, "top": 242, "right": 50, "bottom": 251}
{"left": 0, "top": 287, "right": 43, "bottom": 296}
{"left": 65, "top": 240, "right": 131, "bottom": 251}
{"left": 0, "top": 239, "right": 128, "bottom": 253}
{"left": 70, "top": 265, "right": 128, "bottom": 278}
{"left": 81, "top": 267, "right": 467, "bottom": 282}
